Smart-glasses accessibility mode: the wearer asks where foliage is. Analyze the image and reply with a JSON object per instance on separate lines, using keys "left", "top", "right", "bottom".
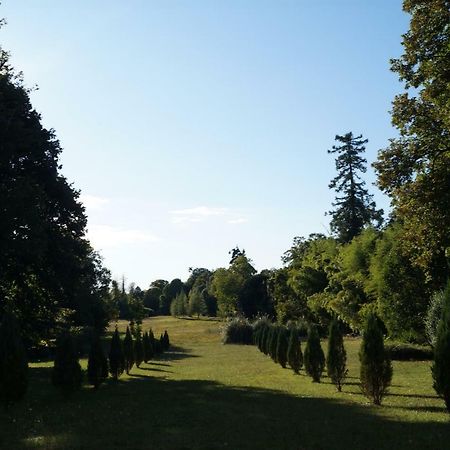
{"left": 142, "top": 331, "right": 151, "bottom": 363}
{"left": 385, "top": 342, "right": 432, "bottom": 361}
{"left": 304, "top": 325, "right": 325, "bottom": 382}
{"left": 327, "top": 132, "right": 383, "bottom": 243}
{"left": 161, "top": 279, "right": 185, "bottom": 315}
{"left": 188, "top": 287, "right": 207, "bottom": 318}
{"left": 359, "top": 313, "right": 393, "bottom": 405}
{"left": 109, "top": 327, "right": 124, "bottom": 380}
{"left": 87, "top": 333, "right": 108, "bottom": 389}
{"left": 134, "top": 332, "right": 144, "bottom": 368}
{"left": 326, "top": 320, "right": 347, "bottom": 391}
{"left": 287, "top": 327, "right": 303, "bottom": 374}
{"left": 276, "top": 327, "right": 289, "bottom": 368}
{"left": 222, "top": 316, "right": 253, "bottom": 345}
{"left": 432, "top": 282, "right": 450, "bottom": 411}
{"left": 52, "top": 332, "right": 82, "bottom": 395}
{"left": 170, "top": 291, "right": 188, "bottom": 317}
{"left": 123, "top": 326, "right": 135, "bottom": 374}
{"left": 0, "top": 310, "right": 28, "bottom": 407}
{"left": 425, "top": 290, "right": 445, "bottom": 347}
{"left": 163, "top": 330, "right": 170, "bottom": 351}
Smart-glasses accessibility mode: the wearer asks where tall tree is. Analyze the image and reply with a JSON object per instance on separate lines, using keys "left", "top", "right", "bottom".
{"left": 287, "top": 327, "right": 303, "bottom": 374}
{"left": 304, "top": 325, "right": 325, "bottom": 382}
{"left": 328, "top": 132, "right": 383, "bottom": 243}
{"left": 374, "top": 0, "right": 450, "bottom": 284}
{"left": 109, "top": 327, "right": 125, "bottom": 380}
{"left": 326, "top": 320, "right": 347, "bottom": 391}
{"left": 123, "top": 326, "right": 135, "bottom": 374}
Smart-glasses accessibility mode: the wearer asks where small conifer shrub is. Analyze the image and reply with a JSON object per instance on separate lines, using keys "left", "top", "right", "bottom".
{"left": 276, "top": 327, "right": 289, "bottom": 368}
{"left": 123, "top": 326, "right": 135, "bottom": 374}
{"left": 135, "top": 332, "right": 144, "bottom": 368}
{"left": 304, "top": 324, "right": 325, "bottom": 382}
{"left": 326, "top": 320, "right": 347, "bottom": 391}
{"left": 159, "top": 333, "right": 165, "bottom": 353}
{"left": 163, "top": 330, "right": 170, "bottom": 350}
{"left": 87, "top": 333, "right": 108, "bottom": 389}
{"left": 287, "top": 327, "right": 303, "bottom": 374}
{"left": 52, "top": 332, "right": 83, "bottom": 395}
{"left": 0, "top": 310, "right": 28, "bottom": 408}
{"left": 359, "top": 313, "right": 392, "bottom": 405}
{"left": 143, "top": 331, "right": 150, "bottom": 363}
{"left": 148, "top": 329, "right": 155, "bottom": 359}
{"left": 109, "top": 327, "right": 125, "bottom": 380}
{"left": 270, "top": 326, "right": 280, "bottom": 362}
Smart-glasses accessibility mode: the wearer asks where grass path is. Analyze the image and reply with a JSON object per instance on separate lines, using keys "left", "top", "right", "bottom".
{"left": 1, "top": 317, "right": 449, "bottom": 449}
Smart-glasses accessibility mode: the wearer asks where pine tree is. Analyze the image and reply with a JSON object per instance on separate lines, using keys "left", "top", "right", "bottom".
{"left": 143, "top": 331, "right": 150, "bottom": 363}
{"left": 270, "top": 326, "right": 279, "bottom": 362}
{"left": 109, "top": 327, "right": 125, "bottom": 380}
{"left": 52, "top": 332, "right": 82, "bottom": 395}
{"left": 159, "top": 333, "right": 165, "bottom": 353}
{"left": 0, "top": 310, "right": 28, "bottom": 408}
{"left": 263, "top": 326, "right": 271, "bottom": 355}
{"left": 135, "top": 332, "right": 144, "bottom": 368}
{"left": 123, "top": 326, "right": 135, "bottom": 374}
{"left": 188, "top": 288, "right": 207, "bottom": 318}
{"left": 287, "top": 327, "right": 303, "bottom": 374}
{"left": 326, "top": 320, "right": 347, "bottom": 391}
{"left": 87, "top": 333, "right": 108, "bottom": 389}
{"left": 148, "top": 329, "right": 156, "bottom": 359}
{"left": 276, "top": 327, "right": 289, "bottom": 368}
{"left": 360, "top": 313, "right": 392, "bottom": 405}
{"left": 163, "top": 330, "right": 170, "bottom": 350}
{"left": 328, "top": 132, "right": 383, "bottom": 243}
{"left": 432, "top": 282, "right": 450, "bottom": 411}
{"left": 304, "top": 325, "right": 325, "bottom": 382}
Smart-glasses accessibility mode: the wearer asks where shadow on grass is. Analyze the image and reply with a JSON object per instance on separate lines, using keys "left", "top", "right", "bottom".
{"left": 151, "top": 345, "right": 200, "bottom": 363}
{"left": 2, "top": 366, "right": 450, "bottom": 450}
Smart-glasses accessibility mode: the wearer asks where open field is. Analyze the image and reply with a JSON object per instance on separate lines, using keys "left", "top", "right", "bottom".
{"left": 1, "top": 316, "right": 450, "bottom": 450}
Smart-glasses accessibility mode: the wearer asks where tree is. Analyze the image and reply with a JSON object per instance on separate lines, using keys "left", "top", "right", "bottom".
{"left": 270, "top": 326, "right": 280, "bottom": 362}
{"left": 135, "top": 331, "right": 144, "bottom": 368}
{"left": 326, "top": 320, "right": 347, "bottom": 391}
{"left": 374, "top": 1, "right": 450, "bottom": 284}
{"left": 287, "top": 327, "right": 303, "bottom": 374}
{"left": 432, "top": 282, "right": 450, "bottom": 411}
{"left": 304, "top": 325, "right": 325, "bottom": 382}
{"left": 161, "top": 279, "right": 185, "bottom": 315}
{"left": 188, "top": 287, "right": 207, "bottom": 318}
{"left": 0, "top": 310, "right": 28, "bottom": 408}
{"left": 163, "top": 330, "right": 170, "bottom": 350}
{"left": 109, "top": 327, "right": 125, "bottom": 380}
{"left": 143, "top": 331, "right": 150, "bottom": 363}
{"left": 52, "top": 332, "right": 82, "bottom": 395}
{"left": 148, "top": 329, "right": 156, "bottom": 358}
{"left": 123, "top": 326, "right": 135, "bottom": 374}
{"left": 359, "top": 313, "right": 392, "bottom": 405}
{"left": 87, "top": 333, "right": 108, "bottom": 389}
{"left": 276, "top": 327, "right": 289, "bottom": 368}
{"left": 170, "top": 291, "right": 187, "bottom": 317}
{"left": 328, "top": 132, "right": 383, "bottom": 243}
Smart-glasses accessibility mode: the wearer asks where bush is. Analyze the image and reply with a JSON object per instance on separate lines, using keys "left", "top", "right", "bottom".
{"left": 123, "top": 326, "right": 135, "bottom": 374}
{"left": 87, "top": 333, "right": 108, "bottom": 389}
{"left": 326, "top": 320, "right": 347, "bottom": 391}
{"left": 270, "top": 326, "right": 280, "bottom": 362}
{"left": 425, "top": 290, "right": 445, "bottom": 347}
{"left": 0, "top": 311, "right": 28, "bottom": 408}
{"left": 385, "top": 342, "right": 432, "bottom": 361}
{"left": 135, "top": 332, "right": 144, "bottom": 368}
{"left": 276, "top": 327, "right": 289, "bottom": 368}
{"left": 52, "top": 332, "right": 82, "bottom": 395}
{"left": 287, "top": 327, "right": 303, "bottom": 374}
{"left": 222, "top": 317, "right": 253, "bottom": 344}
{"left": 109, "top": 327, "right": 125, "bottom": 380}
{"left": 304, "top": 324, "right": 325, "bottom": 382}
{"left": 360, "top": 313, "right": 393, "bottom": 405}
{"left": 163, "top": 330, "right": 170, "bottom": 351}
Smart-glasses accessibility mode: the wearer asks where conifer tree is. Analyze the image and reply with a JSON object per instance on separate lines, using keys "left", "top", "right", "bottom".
{"left": 304, "top": 325, "right": 325, "bottom": 382}
{"left": 143, "top": 331, "right": 150, "bottom": 363}
{"left": 52, "top": 332, "right": 82, "bottom": 395}
{"left": 276, "top": 327, "right": 289, "bottom": 368}
{"left": 326, "top": 320, "right": 347, "bottom": 391}
{"left": 287, "top": 327, "right": 303, "bottom": 374}
{"left": 263, "top": 326, "right": 272, "bottom": 355}
{"left": 87, "top": 333, "right": 108, "bottom": 389}
{"left": 159, "top": 333, "right": 165, "bottom": 353}
{"left": 432, "top": 282, "right": 450, "bottom": 411}
{"left": 0, "top": 310, "right": 28, "bottom": 408}
{"left": 123, "top": 326, "right": 135, "bottom": 374}
{"left": 163, "top": 330, "right": 170, "bottom": 350}
{"left": 109, "top": 327, "right": 125, "bottom": 380}
{"left": 270, "top": 326, "right": 280, "bottom": 362}
{"left": 135, "top": 332, "right": 144, "bottom": 368}
{"left": 360, "top": 313, "right": 392, "bottom": 405}
{"left": 148, "top": 329, "right": 156, "bottom": 359}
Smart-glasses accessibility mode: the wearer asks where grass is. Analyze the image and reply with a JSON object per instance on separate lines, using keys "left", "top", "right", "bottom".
{"left": 1, "top": 316, "right": 449, "bottom": 449}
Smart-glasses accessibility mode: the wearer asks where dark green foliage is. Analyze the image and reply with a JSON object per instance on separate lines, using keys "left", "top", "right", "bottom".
{"left": 359, "top": 313, "right": 393, "bottom": 405}
{"left": 326, "top": 320, "right": 347, "bottom": 391}
{"left": 135, "top": 332, "right": 144, "bottom": 368}
{"left": 87, "top": 333, "right": 108, "bottom": 389}
{"left": 163, "top": 330, "right": 170, "bottom": 350}
{"left": 304, "top": 325, "right": 325, "bottom": 382}
{"left": 222, "top": 317, "right": 253, "bottom": 344}
{"left": 159, "top": 333, "right": 165, "bottom": 353}
{"left": 123, "top": 326, "right": 135, "bottom": 374}
{"left": 143, "top": 331, "right": 150, "bottom": 363}
{"left": 432, "top": 282, "right": 450, "bottom": 411}
{"left": 276, "top": 327, "right": 289, "bottom": 368}
{"left": 52, "top": 332, "right": 82, "bottom": 395}
{"left": 385, "top": 342, "right": 432, "bottom": 361}
{"left": 287, "top": 327, "right": 303, "bottom": 374}
{"left": 109, "top": 328, "right": 125, "bottom": 380}
{"left": 270, "top": 326, "right": 280, "bottom": 362}
{"left": 0, "top": 311, "right": 28, "bottom": 407}
{"left": 264, "top": 326, "right": 273, "bottom": 355}
{"left": 425, "top": 290, "right": 445, "bottom": 347}
{"left": 148, "top": 329, "right": 155, "bottom": 359}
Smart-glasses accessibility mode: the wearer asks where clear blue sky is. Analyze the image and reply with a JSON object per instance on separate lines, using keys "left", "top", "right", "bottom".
{"left": 1, "top": 0, "right": 408, "bottom": 287}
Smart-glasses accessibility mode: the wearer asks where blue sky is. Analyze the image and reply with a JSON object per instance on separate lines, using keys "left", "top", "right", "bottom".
{"left": 1, "top": 0, "right": 409, "bottom": 287}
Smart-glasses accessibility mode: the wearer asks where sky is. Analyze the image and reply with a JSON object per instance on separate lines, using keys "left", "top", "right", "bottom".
{"left": 1, "top": 0, "right": 409, "bottom": 287}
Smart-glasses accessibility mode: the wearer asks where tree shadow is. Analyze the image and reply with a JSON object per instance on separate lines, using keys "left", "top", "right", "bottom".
{"left": 2, "top": 366, "right": 450, "bottom": 450}
{"left": 152, "top": 345, "right": 200, "bottom": 362}
{"left": 138, "top": 366, "right": 172, "bottom": 374}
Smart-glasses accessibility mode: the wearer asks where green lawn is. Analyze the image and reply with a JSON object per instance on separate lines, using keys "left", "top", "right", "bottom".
{"left": 1, "top": 317, "right": 449, "bottom": 449}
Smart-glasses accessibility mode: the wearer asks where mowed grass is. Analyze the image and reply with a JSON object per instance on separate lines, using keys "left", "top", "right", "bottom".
{"left": 1, "top": 317, "right": 450, "bottom": 450}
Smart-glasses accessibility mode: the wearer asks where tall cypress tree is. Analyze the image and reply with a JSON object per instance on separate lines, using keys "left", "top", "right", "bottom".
{"left": 123, "top": 326, "right": 135, "bottom": 374}
{"left": 287, "top": 327, "right": 303, "bottom": 374}
{"left": 276, "top": 327, "right": 289, "bottom": 368}
{"left": 87, "top": 333, "right": 108, "bottom": 389}
{"left": 163, "top": 330, "right": 170, "bottom": 350}
{"left": 148, "top": 329, "right": 156, "bottom": 359}
{"left": 52, "top": 332, "right": 82, "bottom": 395}
{"left": 432, "top": 282, "right": 450, "bottom": 411}
{"left": 327, "top": 132, "right": 383, "bottom": 243}
{"left": 143, "top": 331, "right": 150, "bottom": 363}
{"left": 270, "top": 326, "right": 279, "bottom": 362}
{"left": 304, "top": 325, "right": 325, "bottom": 382}
{"left": 360, "top": 313, "right": 392, "bottom": 405}
{"left": 0, "top": 310, "right": 28, "bottom": 408}
{"left": 109, "top": 327, "right": 125, "bottom": 380}
{"left": 326, "top": 320, "right": 347, "bottom": 391}
{"left": 135, "top": 332, "right": 144, "bottom": 368}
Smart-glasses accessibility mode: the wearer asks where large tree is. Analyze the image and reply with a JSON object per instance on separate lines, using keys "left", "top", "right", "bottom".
{"left": 374, "top": 0, "right": 450, "bottom": 284}
{"left": 328, "top": 132, "right": 383, "bottom": 243}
